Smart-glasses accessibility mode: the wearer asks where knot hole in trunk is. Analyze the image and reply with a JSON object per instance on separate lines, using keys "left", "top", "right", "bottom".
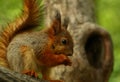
{"left": 85, "top": 32, "right": 104, "bottom": 68}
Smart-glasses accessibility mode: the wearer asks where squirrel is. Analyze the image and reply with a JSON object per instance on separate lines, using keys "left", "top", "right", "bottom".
{"left": 0, "top": 0, "right": 73, "bottom": 82}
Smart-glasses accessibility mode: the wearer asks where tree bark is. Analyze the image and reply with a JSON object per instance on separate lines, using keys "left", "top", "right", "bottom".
{"left": 44, "top": 0, "right": 113, "bottom": 82}
{"left": 0, "top": 66, "right": 48, "bottom": 82}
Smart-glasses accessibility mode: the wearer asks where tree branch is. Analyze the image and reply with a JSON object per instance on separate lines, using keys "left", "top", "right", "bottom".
{"left": 0, "top": 66, "right": 48, "bottom": 82}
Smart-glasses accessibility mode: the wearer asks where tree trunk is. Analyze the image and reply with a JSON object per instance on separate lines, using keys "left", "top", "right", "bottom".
{"left": 44, "top": 0, "right": 113, "bottom": 82}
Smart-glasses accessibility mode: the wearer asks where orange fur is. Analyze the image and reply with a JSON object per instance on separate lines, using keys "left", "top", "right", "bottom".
{"left": 0, "top": 1, "right": 73, "bottom": 82}
{"left": 0, "top": 0, "right": 44, "bottom": 67}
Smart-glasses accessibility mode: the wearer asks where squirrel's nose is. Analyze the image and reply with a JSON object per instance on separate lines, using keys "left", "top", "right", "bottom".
{"left": 67, "top": 53, "right": 72, "bottom": 56}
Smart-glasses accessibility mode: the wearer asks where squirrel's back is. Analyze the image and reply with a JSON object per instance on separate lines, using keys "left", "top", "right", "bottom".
{"left": 7, "top": 31, "right": 48, "bottom": 71}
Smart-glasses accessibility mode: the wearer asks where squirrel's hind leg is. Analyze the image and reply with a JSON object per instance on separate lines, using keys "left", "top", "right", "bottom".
{"left": 20, "top": 45, "right": 39, "bottom": 78}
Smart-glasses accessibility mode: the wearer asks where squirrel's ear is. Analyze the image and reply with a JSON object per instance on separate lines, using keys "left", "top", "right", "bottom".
{"left": 50, "top": 10, "right": 61, "bottom": 35}
{"left": 62, "top": 17, "right": 69, "bottom": 29}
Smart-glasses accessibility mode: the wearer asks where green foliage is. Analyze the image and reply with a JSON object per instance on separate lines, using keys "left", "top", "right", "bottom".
{"left": 0, "top": 0, "right": 22, "bottom": 26}
{"left": 95, "top": 0, "right": 120, "bottom": 82}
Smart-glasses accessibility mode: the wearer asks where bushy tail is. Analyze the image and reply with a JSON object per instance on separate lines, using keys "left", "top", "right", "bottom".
{"left": 0, "top": 0, "right": 44, "bottom": 67}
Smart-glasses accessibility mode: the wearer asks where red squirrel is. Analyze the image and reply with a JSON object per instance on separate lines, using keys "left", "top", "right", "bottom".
{"left": 0, "top": 0, "right": 73, "bottom": 82}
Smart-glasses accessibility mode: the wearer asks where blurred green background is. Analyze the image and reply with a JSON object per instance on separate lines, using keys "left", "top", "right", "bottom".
{"left": 0, "top": 0, "right": 119, "bottom": 82}
{"left": 95, "top": 0, "right": 120, "bottom": 82}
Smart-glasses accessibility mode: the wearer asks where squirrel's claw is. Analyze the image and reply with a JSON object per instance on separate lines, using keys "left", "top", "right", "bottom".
{"left": 22, "top": 70, "right": 38, "bottom": 78}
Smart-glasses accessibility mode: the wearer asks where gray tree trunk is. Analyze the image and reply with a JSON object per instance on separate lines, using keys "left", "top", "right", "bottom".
{"left": 44, "top": 0, "right": 113, "bottom": 82}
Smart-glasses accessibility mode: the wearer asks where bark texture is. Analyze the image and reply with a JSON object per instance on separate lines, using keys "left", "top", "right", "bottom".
{"left": 44, "top": 0, "right": 113, "bottom": 82}
{"left": 0, "top": 66, "right": 48, "bottom": 82}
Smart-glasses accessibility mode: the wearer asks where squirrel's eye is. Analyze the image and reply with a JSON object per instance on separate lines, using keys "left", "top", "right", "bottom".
{"left": 61, "top": 39, "right": 67, "bottom": 45}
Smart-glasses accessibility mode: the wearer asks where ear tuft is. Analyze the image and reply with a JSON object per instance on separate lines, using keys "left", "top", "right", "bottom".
{"left": 54, "top": 10, "right": 61, "bottom": 23}
{"left": 62, "top": 17, "right": 69, "bottom": 29}
{"left": 50, "top": 10, "right": 61, "bottom": 35}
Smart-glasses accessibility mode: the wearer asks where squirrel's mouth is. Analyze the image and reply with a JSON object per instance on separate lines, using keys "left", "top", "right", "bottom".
{"left": 55, "top": 52, "right": 72, "bottom": 56}
{"left": 66, "top": 53, "right": 72, "bottom": 56}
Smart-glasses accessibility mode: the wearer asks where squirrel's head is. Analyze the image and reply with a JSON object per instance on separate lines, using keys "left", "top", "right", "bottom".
{"left": 47, "top": 10, "right": 73, "bottom": 56}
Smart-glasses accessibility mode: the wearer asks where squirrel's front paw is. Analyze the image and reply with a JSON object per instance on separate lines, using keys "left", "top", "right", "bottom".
{"left": 59, "top": 55, "right": 72, "bottom": 66}
{"left": 63, "top": 57, "right": 72, "bottom": 66}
